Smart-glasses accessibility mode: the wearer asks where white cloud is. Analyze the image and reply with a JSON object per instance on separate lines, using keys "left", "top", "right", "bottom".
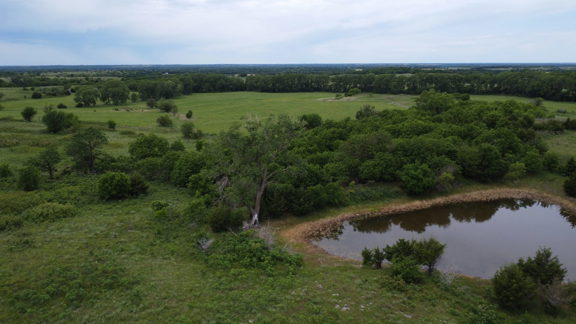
{"left": 1, "top": 0, "right": 575, "bottom": 63}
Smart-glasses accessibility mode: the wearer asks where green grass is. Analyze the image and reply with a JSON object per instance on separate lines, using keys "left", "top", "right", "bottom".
{"left": 2, "top": 91, "right": 576, "bottom": 322}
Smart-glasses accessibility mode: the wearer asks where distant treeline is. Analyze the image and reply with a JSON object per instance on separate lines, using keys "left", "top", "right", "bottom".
{"left": 2, "top": 69, "right": 575, "bottom": 102}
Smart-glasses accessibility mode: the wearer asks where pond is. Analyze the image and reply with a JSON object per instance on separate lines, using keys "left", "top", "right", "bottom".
{"left": 313, "top": 199, "right": 576, "bottom": 280}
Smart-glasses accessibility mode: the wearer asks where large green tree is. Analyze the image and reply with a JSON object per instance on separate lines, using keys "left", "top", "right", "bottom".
{"left": 100, "top": 80, "right": 130, "bottom": 105}
{"left": 213, "top": 115, "right": 299, "bottom": 226}
{"left": 29, "top": 147, "right": 61, "bottom": 179}
{"left": 66, "top": 128, "right": 108, "bottom": 172}
{"left": 74, "top": 86, "right": 100, "bottom": 107}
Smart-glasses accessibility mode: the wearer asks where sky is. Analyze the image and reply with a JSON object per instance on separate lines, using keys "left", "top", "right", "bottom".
{"left": 0, "top": 0, "right": 575, "bottom": 65}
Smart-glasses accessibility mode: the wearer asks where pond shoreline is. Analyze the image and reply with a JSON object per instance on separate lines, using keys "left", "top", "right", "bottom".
{"left": 280, "top": 188, "right": 576, "bottom": 264}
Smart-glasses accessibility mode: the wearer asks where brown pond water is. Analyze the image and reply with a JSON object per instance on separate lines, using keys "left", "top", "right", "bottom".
{"left": 313, "top": 199, "right": 576, "bottom": 280}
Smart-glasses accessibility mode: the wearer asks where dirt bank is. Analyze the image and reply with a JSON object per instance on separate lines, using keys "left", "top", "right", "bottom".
{"left": 280, "top": 188, "right": 576, "bottom": 261}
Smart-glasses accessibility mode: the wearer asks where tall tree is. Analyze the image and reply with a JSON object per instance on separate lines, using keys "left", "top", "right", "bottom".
{"left": 30, "top": 146, "right": 61, "bottom": 179}
{"left": 213, "top": 115, "right": 299, "bottom": 226}
{"left": 74, "top": 86, "right": 100, "bottom": 107}
{"left": 66, "top": 128, "right": 108, "bottom": 172}
{"left": 100, "top": 80, "right": 130, "bottom": 105}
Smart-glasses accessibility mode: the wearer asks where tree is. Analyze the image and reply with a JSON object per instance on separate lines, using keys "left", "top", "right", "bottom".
{"left": 21, "top": 107, "right": 37, "bottom": 122}
{"left": 181, "top": 122, "right": 196, "bottom": 139}
{"left": 18, "top": 166, "right": 41, "bottom": 191}
{"left": 415, "top": 89, "right": 456, "bottom": 114}
{"left": 564, "top": 174, "right": 576, "bottom": 197}
{"left": 213, "top": 115, "right": 299, "bottom": 226}
{"left": 299, "top": 113, "right": 322, "bottom": 129}
{"left": 66, "top": 128, "right": 108, "bottom": 172}
{"left": 355, "top": 104, "right": 377, "bottom": 120}
{"left": 156, "top": 115, "right": 173, "bottom": 127}
{"left": 493, "top": 263, "right": 536, "bottom": 311}
{"left": 158, "top": 100, "right": 177, "bottom": 113}
{"left": 30, "top": 147, "right": 61, "bottom": 179}
{"left": 399, "top": 163, "right": 436, "bottom": 195}
{"left": 42, "top": 110, "right": 79, "bottom": 133}
{"left": 414, "top": 238, "right": 446, "bottom": 274}
{"left": 74, "top": 86, "right": 100, "bottom": 107}
{"left": 107, "top": 120, "right": 116, "bottom": 130}
{"left": 98, "top": 172, "right": 132, "bottom": 200}
{"left": 100, "top": 80, "right": 130, "bottom": 105}
{"left": 517, "top": 247, "right": 566, "bottom": 286}
{"left": 130, "top": 92, "right": 139, "bottom": 103}
{"left": 128, "top": 134, "right": 169, "bottom": 160}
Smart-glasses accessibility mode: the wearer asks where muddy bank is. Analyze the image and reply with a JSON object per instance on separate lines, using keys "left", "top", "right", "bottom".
{"left": 280, "top": 188, "right": 576, "bottom": 259}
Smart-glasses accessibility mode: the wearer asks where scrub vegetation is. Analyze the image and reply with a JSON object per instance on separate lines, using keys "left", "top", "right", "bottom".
{"left": 1, "top": 65, "right": 576, "bottom": 322}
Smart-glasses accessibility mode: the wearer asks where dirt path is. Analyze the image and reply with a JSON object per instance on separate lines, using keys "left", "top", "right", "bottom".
{"left": 279, "top": 188, "right": 576, "bottom": 264}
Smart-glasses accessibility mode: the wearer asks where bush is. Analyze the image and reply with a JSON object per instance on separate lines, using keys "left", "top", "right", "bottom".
{"left": 361, "top": 247, "right": 385, "bottom": 269}
{"left": 564, "top": 174, "right": 576, "bottom": 197}
{"left": 129, "top": 134, "right": 170, "bottom": 160}
{"left": 23, "top": 203, "right": 77, "bottom": 223}
{"left": 129, "top": 174, "right": 149, "bottom": 196}
{"left": 42, "top": 110, "right": 79, "bottom": 133}
{"left": 207, "top": 230, "right": 303, "bottom": 274}
{"left": 171, "top": 152, "right": 205, "bottom": 187}
{"left": 0, "top": 192, "right": 44, "bottom": 215}
{"left": 414, "top": 238, "right": 446, "bottom": 274}
{"left": 0, "top": 215, "right": 24, "bottom": 232}
{"left": 399, "top": 163, "right": 436, "bottom": 195}
{"left": 31, "top": 91, "right": 42, "bottom": 99}
{"left": 170, "top": 140, "right": 185, "bottom": 151}
{"left": 135, "top": 157, "right": 165, "bottom": 180}
{"left": 181, "top": 122, "right": 195, "bottom": 139}
{"left": 150, "top": 200, "right": 170, "bottom": 211}
{"left": 156, "top": 115, "right": 173, "bottom": 127}
{"left": 98, "top": 172, "right": 132, "bottom": 200}
{"left": 157, "top": 100, "right": 177, "bottom": 113}
{"left": 517, "top": 247, "right": 566, "bottom": 286}
{"left": 107, "top": 120, "right": 116, "bottom": 130}
{"left": 18, "top": 166, "right": 41, "bottom": 191}
{"left": 186, "top": 110, "right": 193, "bottom": 119}
{"left": 208, "top": 206, "right": 246, "bottom": 233}
{"left": 57, "top": 103, "right": 67, "bottom": 109}
{"left": 21, "top": 107, "right": 37, "bottom": 122}
{"left": 390, "top": 257, "right": 424, "bottom": 284}
{"left": 345, "top": 87, "right": 361, "bottom": 97}
{"left": 0, "top": 163, "right": 12, "bottom": 179}
{"left": 493, "top": 263, "right": 536, "bottom": 311}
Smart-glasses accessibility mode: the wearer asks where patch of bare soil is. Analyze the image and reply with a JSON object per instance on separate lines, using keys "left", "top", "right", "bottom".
{"left": 279, "top": 188, "right": 576, "bottom": 264}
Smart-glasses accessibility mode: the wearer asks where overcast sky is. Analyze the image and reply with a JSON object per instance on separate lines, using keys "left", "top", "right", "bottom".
{"left": 0, "top": 0, "right": 575, "bottom": 65}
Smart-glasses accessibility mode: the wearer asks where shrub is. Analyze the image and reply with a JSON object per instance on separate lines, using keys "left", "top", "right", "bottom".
{"left": 0, "top": 163, "right": 12, "bottom": 179}
{"left": 543, "top": 152, "right": 560, "bottom": 172}
{"left": 150, "top": 200, "right": 170, "bottom": 211}
{"left": 157, "top": 100, "right": 177, "bottom": 113}
{"left": 18, "top": 166, "right": 41, "bottom": 191}
{"left": 146, "top": 98, "right": 157, "bottom": 108}
{"left": 42, "top": 110, "right": 79, "bottom": 133}
{"left": 57, "top": 103, "right": 67, "bottom": 109}
{"left": 21, "top": 107, "right": 37, "bottom": 122}
{"left": 186, "top": 110, "right": 193, "bottom": 119}
{"left": 399, "top": 163, "right": 436, "bottom": 195}
{"left": 493, "top": 263, "right": 536, "bottom": 311}
{"left": 156, "top": 115, "right": 173, "bottom": 127}
{"left": 208, "top": 206, "right": 245, "bottom": 233}
{"left": 129, "top": 174, "right": 149, "bottom": 196}
{"left": 517, "top": 247, "right": 566, "bottom": 286}
{"left": 0, "top": 192, "right": 44, "bottom": 215}
{"left": 562, "top": 157, "right": 576, "bottom": 176}
{"left": 98, "top": 172, "right": 131, "bottom": 200}
{"left": 345, "top": 87, "right": 361, "bottom": 97}
{"left": 414, "top": 238, "right": 446, "bottom": 274}
{"left": 207, "top": 230, "right": 303, "bottom": 274}
{"left": 135, "top": 157, "right": 165, "bottom": 180}
{"left": 31, "top": 91, "right": 42, "bottom": 99}
{"left": 23, "top": 202, "right": 77, "bottom": 223}
{"left": 0, "top": 215, "right": 24, "bottom": 232}
{"left": 129, "top": 134, "right": 170, "bottom": 160}
{"left": 390, "top": 257, "right": 424, "bottom": 284}
{"left": 564, "top": 174, "right": 576, "bottom": 197}
{"left": 107, "top": 120, "right": 116, "bottom": 130}
{"left": 181, "top": 122, "right": 195, "bottom": 139}
{"left": 170, "top": 140, "right": 185, "bottom": 151}
{"left": 361, "top": 247, "right": 385, "bottom": 269}
{"left": 170, "top": 152, "right": 205, "bottom": 187}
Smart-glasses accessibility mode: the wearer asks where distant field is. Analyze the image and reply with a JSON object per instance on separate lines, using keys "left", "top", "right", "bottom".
{"left": 0, "top": 91, "right": 415, "bottom": 133}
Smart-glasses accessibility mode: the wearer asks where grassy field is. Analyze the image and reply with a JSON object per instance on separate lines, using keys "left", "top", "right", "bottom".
{"left": 1, "top": 91, "right": 576, "bottom": 322}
